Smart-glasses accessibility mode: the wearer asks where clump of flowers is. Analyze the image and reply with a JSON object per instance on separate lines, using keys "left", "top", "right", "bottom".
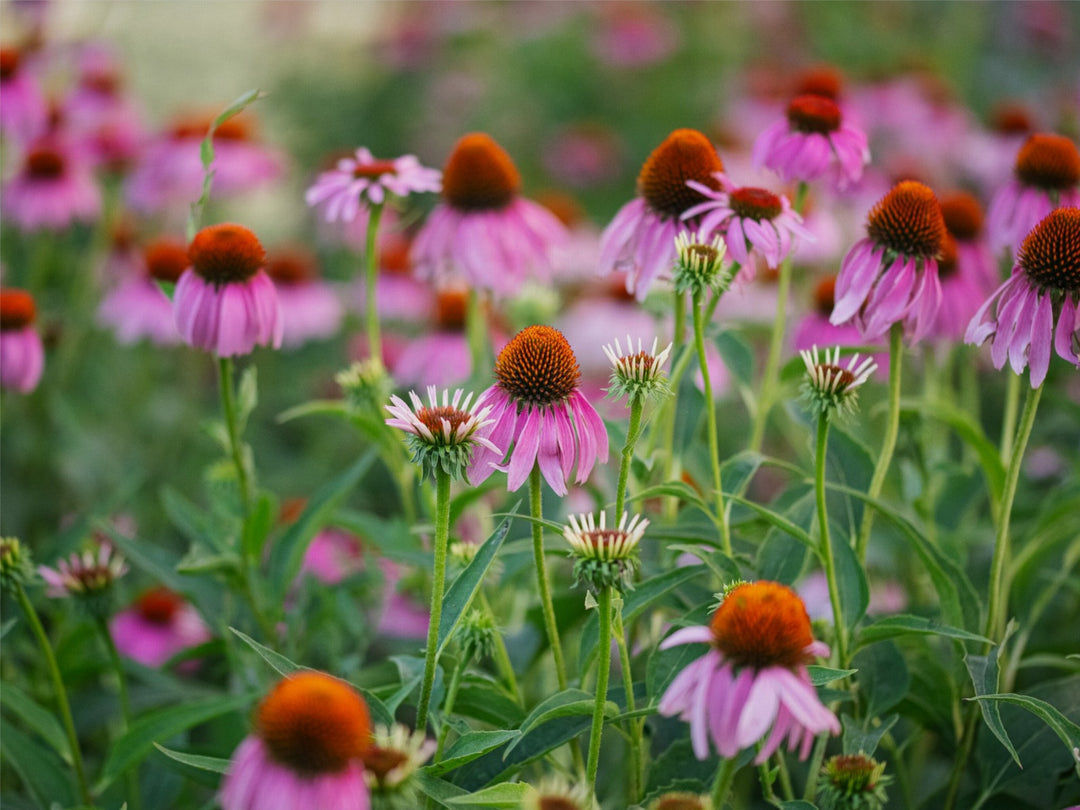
{"left": 603, "top": 335, "right": 673, "bottom": 403}
{"left": 672, "top": 231, "right": 733, "bottom": 297}
{"left": 800, "top": 345, "right": 878, "bottom": 418}
{"left": 817, "top": 753, "right": 892, "bottom": 810}
{"left": 362, "top": 723, "right": 435, "bottom": 809}
{"left": 563, "top": 511, "right": 648, "bottom": 594}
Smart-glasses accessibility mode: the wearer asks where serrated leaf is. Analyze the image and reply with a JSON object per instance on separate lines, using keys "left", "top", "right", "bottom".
{"left": 970, "top": 692, "right": 1080, "bottom": 778}
{"left": 153, "top": 743, "right": 230, "bottom": 774}
{"left": 445, "top": 782, "right": 532, "bottom": 807}
{"left": 425, "top": 731, "right": 520, "bottom": 777}
{"left": 0, "top": 682, "right": 71, "bottom": 762}
{"left": 857, "top": 615, "right": 991, "bottom": 646}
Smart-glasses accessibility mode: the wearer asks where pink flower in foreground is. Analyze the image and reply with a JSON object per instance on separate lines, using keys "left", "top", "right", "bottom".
{"left": 220, "top": 672, "right": 371, "bottom": 810}
{"left": 1, "top": 137, "right": 102, "bottom": 232}
{"left": 598, "top": 128, "right": 724, "bottom": 300}
{"left": 98, "top": 237, "right": 188, "bottom": 345}
{"left": 0, "top": 288, "right": 44, "bottom": 393}
{"left": 658, "top": 581, "right": 838, "bottom": 762}
{"left": 966, "top": 207, "right": 1080, "bottom": 387}
{"left": 831, "top": 181, "right": 946, "bottom": 343}
{"left": 411, "top": 133, "right": 567, "bottom": 298}
{"left": 173, "top": 223, "right": 283, "bottom": 357}
{"left": 753, "top": 94, "right": 869, "bottom": 191}
{"left": 110, "top": 587, "right": 211, "bottom": 667}
{"left": 468, "top": 325, "right": 609, "bottom": 496}
{"left": 305, "top": 147, "right": 441, "bottom": 224}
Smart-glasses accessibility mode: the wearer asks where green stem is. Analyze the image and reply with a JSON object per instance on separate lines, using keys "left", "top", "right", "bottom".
{"left": 530, "top": 465, "right": 568, "bottom": 690}
{"left": 943, "top": 710, "right": 979, "bottom": 810}
{"left": 217, "top": 357, "right": 253, "bottom": 519}
{"left": 998, "top": 372, "right": 1020, "bottom": 467}
{"left": 613, "top": 602, "right": 642, "bottom": 803}
{"left": 364, "top": 203, "right": 385, "bottom": 363}
{"left": 803, "top": 732, "right": 829, "bottom": 801}
{"left": 749, "top": 253, "right": 793, "bottom": 455}
{"left": 692, "top": 290, "right": 731, "bottom": 556}
{"left": 984, "top": 382, "right": 1043, "bottom": 642}
{"left": 14, "top": 584, "right": 92, "bottom": 806}
{"left": 435, "top": 651, "right": 471, "bottom": 763}
{"left": 774, "top": 751, "right": 794, "bottom": 801}
{"left": 615, "top": 398, "right": 644, "bottom": 519}
{"left": 478, "top": 590, "right": 522, "bottom": 704}
{"left": 656, "top": 291, "right": 687, "bottom": 520}
{"left": 711, "top": 755, "right": 738, "bottom": 809}
{"left": 466, "top": 288, "right": 488, "bottom": 381}
{"left": 856, "top": 322, "right": 903, "bottom": 562}
{"left": 586, "top": 587, "right": 613, "bottom": 794}
{"left": 416, "top": 469, "right": 452, "bottom": 730}
{"left": 816, "top": 413, "right": 848, "bottom": 667}
{"left": 96, "top": 618, "right": 142, "bottom": 810}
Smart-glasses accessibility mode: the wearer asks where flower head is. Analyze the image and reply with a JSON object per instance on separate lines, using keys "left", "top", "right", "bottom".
{"left": 1, "top": 287, "right": 44, "bottom": 393}
{"left": 338, "top": 357, "right": 394, "bottom": 415}
{"left": 800, "top": 345, "right": 877, "bottom": 418}
{"left": 523, "top": 776, "right": 597, "bottom": 810}
{"left": 563, "top": 511, "right": 648, "bottom": 594}
{"left": 673, "top": 231, "right": 732, "bottom": 296}
{"left": 648, "top": 793, "right": 713, "bottom": 810}
{"left": 658, "top": 580, "right": 838, "bottom": 762}
{"left": 363, "top": 723, "right": 435, "bottom": 805}
{"left": 221, "top": 671, "right": 372, "bottom": 810}
{"left": 603, "top": 335, "right": 672, "bottom": 403}
{"left": 817, "top": 753, "right": 892, "bottom": 810}
{"left": 109, "top": 587, "right": 212, "bottom": 668}
{"left": 966, "top": 206, "right": 1080, "bottom": 386}
{"left": 1, "top": 136, "right": 102, "bottom": 232}
{"left": 385, "top": 386, "right": 502, "bottom": 480}
{"left": 305, "top": 147, "right": 441, "bottom": 223}
{"left": 39, "top": 542, "right": 127, "bottom": 618}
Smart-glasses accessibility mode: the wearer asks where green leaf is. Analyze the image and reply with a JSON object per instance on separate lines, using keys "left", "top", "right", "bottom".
{"left": 241, "top": 492, "right": 276, "bottom": 560}
{"left": 832, "top": 522, "right": 870, "bottom": 630}
{"left": 507, "top": 689, "right": 600, "bottom": 753}
{"left": 97, "top": 520, "right": 191, "bottom": 593}
{"left": 236, "top": 365, "right": 258, "bottom": 430}
{"left": 414, "top": 770, "right": 473, "bottom": 808}
{"left": 631, "top": 481, "right": 711, "bottom": 518}
{"left": 841, "top": 712, "right": 898, "bottom": 756}
{"left": 153, "top": 743, "right": 230, "bottom": 774}
{"left": 807, "top": 666, "right": 857, "bottom": 686}
{"left": 724, "top": 491, "right": 822, "bottom": 559}
{"left": 857, "top": 615, "right": 992, "bottom": 646}
{"left": 446, "top": 782, "right": 532, "bottom": 807}
{"left": 966, "top": 634, "right": 1021, "bottom": 769}
{"left": 0, "top": 715, "right": 76, "bottom": 809}
{"left": 779, "top": 802, "right": 818, "bottom": 810}
{"left": 267, "top": 450, "right": 375, "bottom": 604}
{"left": 437, "top": 504, "right": 519, "bottom": 656}
{"left": 757, "top": 488, "right": 814, "bottom": 584}
{"left": 0, "top": 683, "right": 71, "bottom": 762}
{"left": 96, "top": 692, "right": 254, "bottom": 792}
{"left": 425, "top": 731, "right": 520, "bottom": 777}
{"left": 276, "top": 399, "right": 351, "bottom": 424}
{"left": 852, "top": 641, "right": 910, "bottom": 719}
{"left": 0, "top": 617, "right": 16, "bottom": 639}
{"left": 161, "top": 486, "right": 230, "bottom": 554}
{"left": 714, "top": 329, "right": 755, "bottom": 387}
{"left": 970, "top": 692, "right": 1080, "bottom": 778}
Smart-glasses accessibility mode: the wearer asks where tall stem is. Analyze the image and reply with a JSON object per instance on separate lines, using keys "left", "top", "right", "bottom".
{"left": 478, "top": 590, "right": 522, "bottom": 704}
{"left": 692, "top": 290, "right": 731, "bottom": 555}
{"left": 749, "top": 252, "right": 794, "bottom": 455}
{"left": 615, "top": 398, "right": 644, "bottom": 519}
{"left": 466, "top": 288, "right": 488, "bottom": 381}
{"left": 416, "top": 468, "right": 452, "bottom": 730}
{"left": 364, "top": 203, "right": 385, "bottom": 363}
{"left": 815, "top": 413, "right": 848, "bottom": 667}
{"left": 14, "top": 584, "right": 92, "bottom": 806}
{"left": 218, "top": 357, "right": 252, "bottom": 518}
{"left": 586, "top": 587, "right": 613, "bottom": 794}
{"left": 530, "top": 465, "right": 568, "bottom": 690}
{"left": 656, "top": 291, "right": 687, "bottom": 519}
{"left": 856, "top": 322, "right": 903, "bottom": 562}
{"left": 998, "top": 372, "right": 1020, "bottom": 467}
{"left": 96, "top": 618, "right": 143, "bottom": 810}
{"left": 711, "top": 755, "right": 738, "bottom": 809}
{"left": 613, "top": 603, "right": 643, "bottom": 803}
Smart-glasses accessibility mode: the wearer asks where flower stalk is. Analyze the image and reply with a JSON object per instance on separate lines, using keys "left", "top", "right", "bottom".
{"left": 416, "top": 467, "right": 452, "bottom": 730}
{"left": 585, "top": 585, "right": 613, "bottom": 794}
{"left": 96, "top": 617, "right": 143, "bottom": 810}
{"left": 815, "top": 412, "right": 849, "bottom": 668}
{"left": 530, "top": 465, "right": 569, "bottom": 691}
{"left": 692, "top": 288, "right": 732, "bottom": 556}
{"left": 364, "top": 202, "right": 385, "bottom": 363}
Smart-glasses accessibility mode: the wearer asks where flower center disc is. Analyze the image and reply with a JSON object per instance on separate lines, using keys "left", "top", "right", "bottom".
{"left": 539, "top": 799, "right": 580, "bottom": 810}
{"left": 353, "top": 159, "right": 398, "bottom": 179}
{"left": 26, "top": 147, "right": 66, "bottom": 179}
{"left": 144, "top": 239, "right": 191, "bottom": 284}
{"left": 940, "top": 191, "right": 984, "bottom": 241}
{"left": 362, "top": 747, "right": 409, "bottom": 783}
{"left": 0, "top": 48, "right": 18, "bottom": 80}
{"left": 136, "top": 587, "right": 183, "bottom": 625}
{"left": 1015, "top": 133, "right": 1080, "bottom": 190}
{"left": 786, "top": 94, "right": 842, "bottom": 134}
{"left": 0, "top": 289, "right": 36, "bottom": 330}
{"left": 1018, "top": 207, "right": 1080, "bottom": 292}
{"left": 258, "top": 672, "right": 371, "bottom": 774}
{"left": 170, "top": 114, "right": 252, "bottom": 142}
{"left": 794, "top": 65, "right": 843, "bottom": 100}
{"left": 442, "top": 133, "right": 521, "bottom": 211}
{"left": 709, "top": 581, "right": 814, "bottom": 669}
{"left": 637, "top": 128, "right": 723, "bottom": 219}
{"left": 495, "top": 325, "right": 580, "bottom": 407}
{"left": 813, "top": 275, "right": 837, "bottom": 317}
{"left": 866, "top": 180, "right": 946, "bottom": 258}
{"left": 188, "top": 223, "right": 266, "bottom": 285}
{"left": 416, "top": 405, "right": 471, "bottom": 437}
{"left": 436, "top": 289, "right": 468, "bottom": 331}
{"left": 991, "top": 103, "right": 1033, "bottom": 136}
{"left": 817, "top": 363, "right": 858, "bottom": 390}
{"left": 266, "top": 248, "right": 316, "bottom": 286}
{"left": 730, "top": 186, "right": 783, "bottom": 221}
{"left": 656, "top": 795, "right": 706, "bottom": 810}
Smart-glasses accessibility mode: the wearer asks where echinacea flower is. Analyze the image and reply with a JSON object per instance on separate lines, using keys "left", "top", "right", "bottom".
{"left": 831, "top": 180, "right": 946, "bottom": 342}
{"left": 0, "top": 287, "right": 44, "bottom": 393}
{"left": 648, "top": 793, "right": 712, "bottom": 810}
{"left": 411, "top": 132, "right": 567, "bottom": 297}
{"left": 966, "top": 206, "right": 1080, "bottom": 387}
{"left": 817, "top": 753, "right": 892, "bottom": 810}
{"left": 0, "top": 47, "right": 47, "bottom": 143}
{"left": 62, "top": 44, "right": 145, "bottom": 171}
{"left": 985, "top": 133, "right": 1080, "bottom": 259}
{"left": 658, "top": 580, "right": 839, "bottom": 762}
{"left": 1, "top": 137, "right": 102, "bottom": 231}
{"left": 109, "top": 587, "right": 211, "bottom": 668}
{"left": 800, "top": 345, "right": 877, "bottom": 418}
{"left": 39, "top": 543, "right": 128, "bottom": 600}
{"left": 562, "top": 511, "right": 648, "bottom": 593}
{"left": 173, "top": 223, "right": 283, "bottom": 356}
{"left": 392, "top": 286, "right": 476, "bottom": 388}
{"left": 793, "top": 276, "right": 885, "bottom": 376}
{"left": 362, "top": 723, "right": 435, "bottom": 803}
{"left": 939, "top": 191, "right": 998, "bottom": 292}
{"left": 681, "top": 174, "right": 814, "bottom": 276}
{"left": 305, "top": 147, "right": 441, "bottom": 224}
{"left": 220, "top": 672, "right": 372, "bottom": 810}
{"left": 753, "top": 94, "right": 869, "bottom": 191}
{"left": 467, "top": 325, "right": 609, "bottom": 496}
{"left": 673, "top": 231, "right": 733, "bottom": 296}
{"left": 523, "top": 775, "right": 598, "bottom": 810}
{"left": 97, "top": 237, "right": 187, "bottom": 345}
{"left": 265, "top": 246, "right": 345, "bottom": 348}
{"left": 385, "top": 386, "right": 502, "bottom": 481}
{"left": 603, "top": 335, "right": 672, "bottom": 403}
{"left": 599, "top": 128, "right": 725, "bottom": 300}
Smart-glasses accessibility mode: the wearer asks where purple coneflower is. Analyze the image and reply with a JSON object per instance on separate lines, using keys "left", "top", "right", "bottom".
{"left": 831, "top": 180, "right": 946, "bottom": 342}
{"left": 38, "top": 543, "right": 128, "bottom": 599}
{"left": 0, "top": 47, "right": 47, "bottom": 143}
{"left": 598, "top": 128, "right": 724, "bottom": 300}
{"left": 392, "top": 287, "right": 476, "bottom": 388}
{"left": 966, "top": 206, "right": 1080, "bottom": 387}
{"left": 411, "top": 132, "right": 567, "bottom": 298}
{"left": 265, "top": 246, "right": 345, "bottom": 348}
{"left": 468, "top": 325, "right": 609, "bottom": 496}
{"left": 97, "top": 237, "right": 187, "bottom": 345}
{"left": 0, "top": 288, "right": 44, "bottom": 393}
{"left": 658, "top": 580, "right": 839, "bottom": 762}
{"left": 1, "top": 137, "right": 102, "bottom": 232}
{"left": 109, "top": 587, "right": 211, "bottom": 668}
{"left": 62, "top": 44, "right": 145, "bottom": 171}
{"left": 305, "top": 147, "right": 441, "bottom": 225}
{"left": 940, "top": 191, "right": 998, "bottom": 292}
{"left": 173, "top": 223, "right": 283, "bottom": 357}
{"left": 220, "top": 672, "right": 372, "bottom": 810}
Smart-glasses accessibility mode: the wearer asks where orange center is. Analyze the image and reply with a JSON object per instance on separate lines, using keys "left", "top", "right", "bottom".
{"left": 1018, "top": 207, "right": 1080, "bottom": 292}
{"left": 257, "top": 672, "right": 371, "bottom": 774}
{"left": 1015, "top": 133, "right": 1080, "bottom": 190}
{"left": 730, "top": 186, "right": 783, "bottom": 221}
{"left": 188, "top": 223, "right": 266, "bottom": 285}
{"left": 416, "top": 405, "right": 471, "bottom": 437}
{"left": 538, "top": 799, "right": 580, "bottom": 810}
{"left": 709, "top": 581, "right": 815, "bottom": 669}
{"left": 495, "top": 325, "right": 580, "bottom": 406}
{"left": 144, "top": 239, "right": 190, "bottom": 284}
{"left": 0, "top": 48, "right": 19, "bottom": 80}
{"left": 655, "top": 795, "right": 706, "bottom": 810}
{"left": 266, "top": 248, "right": 317, "bottom": 286}
{"left": 813, "top": 275, "right": 837, "bottom": 316}
{"left": 990, "top": 103, "right": 1033, "bottom": 136}
{"left": 442, "top": 133, "right": 521, "bottom": 211}
{"left": 936, "top": 234, "right": 959, "bottom": 280}
{"left": 939, "top": 191, "right": 984, "bottom": 241}
{"left": 866, "top": 180, "right": 946, "bottom": 258}
{"left": 170, "top": 114, "right": 252, "bottom": 142}
{"left": 362, "top": 746, "right": 408, "bottom": 784}
{"left": 26, "top": 146, "right": 65, "bottom": 179}
{"left": 0, "top": 289, "right": 36, "bottom": 330}
{"left": 136, "top": 587, "right": 184, "bottom": 625}
{"left": 786, "top": 95, "right": 842, "bottom": 135}
{"left": 435, "top": 289, "right": 468, "bottom": 331}
{"left": 794, "top": 65, "right": 843, "bottom": 100}
{"left": 637, "top": 128, "right": 724, "bottom": 218}
{"left": 353, "top": 159, "right": 398, "bottom": 179}
{"left": 816, "top": 363, "right": 858, "bottom": 389}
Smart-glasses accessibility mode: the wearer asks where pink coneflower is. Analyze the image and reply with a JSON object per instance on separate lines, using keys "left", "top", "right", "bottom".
{"left": 985, "top": 133, "right": 1080, "bottom": 259}
{"left": 265, "top": 246, "right": 345, "bottom": 348}
{"left": 681, "top": 174, "right": 813, "bottom": 277}
{"left": 964, "top": 102, "right": 1036, "bottom": 195}
{"left": 753, "top": 94, "right": 869, "bottom": 191}
{"left": 62, "top": 44, "right": 145, "bottom": 171}
{"left": 940, "top": 191, "right": 998, "bottom": 291}
{"left": 411, "top": 132, "right": 567, "bottom": 298}
{"left": 0, "top": 288, "right": 44, "bottom": 393}
{"left": 658, "top": 580, "right": 839, "bottom": 762}
{"left": 109, "top": 587, "right": 211, "bottom": 668}
{"left": 393, "top": 287, "right": 475, "bottom": 387}
{"left": 966, "top": 207, "right": 1080, "bottom": 387}
{"left": 173, "top": 223, "right": 283, "bottom": 357}
{"left": 831, "top": 180, "right": 947, "bottom": 342}
{"left": 591, "top": 2, "right": 680, "bottom": 68}
{"left": 97, "top": 237, "right": 187, "bottom": 345}
{"left": 0, "top": 47, "right": 47, "bottom": 143}
{"left": 468, "top": 325, "right": 609, "bottom": 496}
{"left": 38, "top": 543, "right": 128, "bottom": 599}
{"left": 1, "top": 136, "right": 102, "bottom": 231}
{"left": 930, "top": 236, "right": 989, "bottom": 341}
{"left": 305, "top": 146, "right": 441, "bottom": 225}
{"left": 598, "top": 128, "right": 725, "bottom": 300}
{"left": 220, "top": 672, "right": 372, "bottom": 810}
{"left": 794, "top": 276, "right": 886, "bottom": 377}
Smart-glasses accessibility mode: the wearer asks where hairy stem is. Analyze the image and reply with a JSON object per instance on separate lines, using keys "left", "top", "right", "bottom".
{"left": 416, "top": 468, "right": 452, "bottom": 730}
